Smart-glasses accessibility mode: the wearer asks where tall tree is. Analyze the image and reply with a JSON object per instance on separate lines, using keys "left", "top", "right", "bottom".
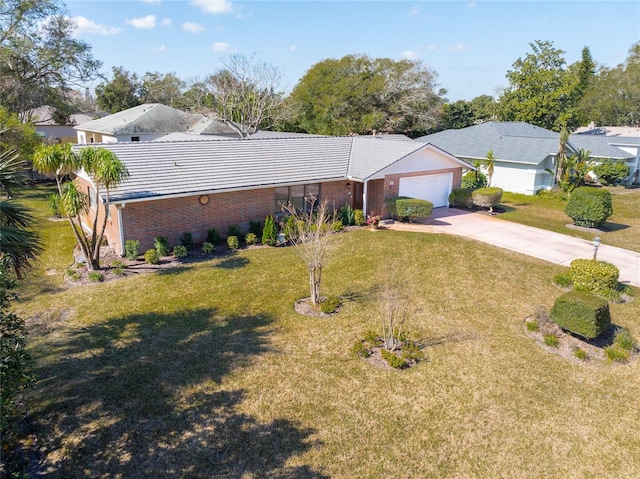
{"left": 499, "top": 40, "right": 581, "bottom": 131}
{"left": 139, "top": 71, "right": 186, "bottom": 108}
{"left": 0, "top": 0, "right": 101, "bottom": 118}
{"left": 95, "top": 66, "right": 141, "bottom": 113}
{"left": 289, "top": 54, "right": 443, "bottom": 136}
{"left": 33, "top": 144, "right": 128, "bottom": 271}
{"left": 201, "top": 55, "right": 291, "bottom": 137}
{"left": 579, "top": 42, "right": 640, "bottom": 127}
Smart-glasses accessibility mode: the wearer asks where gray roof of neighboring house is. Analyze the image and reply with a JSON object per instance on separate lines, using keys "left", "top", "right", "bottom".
{"left": 28, "top": 106, "right": 106, "bottom": 126}
{"left": 569, "top": 135, "right": 639, "bottom": 160}
{"left": 74, "top": 103, "right": 199, "bottom": 135}
{"left": 72, "top": 136, "right": 460, "bottom": 203}
{"left": 415, "top": 121, "right": 562, "bottom": 165}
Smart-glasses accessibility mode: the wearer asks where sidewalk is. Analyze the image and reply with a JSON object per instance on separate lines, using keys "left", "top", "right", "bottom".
{"left": 385, "top": 208, "right": 640, "bottom": 287}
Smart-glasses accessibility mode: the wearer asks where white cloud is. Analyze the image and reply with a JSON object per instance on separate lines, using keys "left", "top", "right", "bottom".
{"left": 401, "top": 50, "right": 419, "bottom": 60}
{"left": 152, "top": 45, "right": 166, "bottom": 53}
{"left": 183, "top": 22, "right": 206, "bottom": 33}
{"left": 408, "top": 5, "right": 420, "bottom": 16}
{"left": 161, "top": 18, "right": 172, "bottom": 26}
{"left": 212, "top": 41, "right": 231, "bottom": 52}
{"left": 290, "top": 45, "right": 297, "bottom": 52}
{"left": 449, "top": 43, "right": 467, "bottom": 52}
{"left": 127, "top": 14, "right": 157, "bottom": 29}
{"left": 191, "top": 0, "right": 233, "bottom": 14}
{"left": 72, "top": 16, "right": 121, "bottom": 35}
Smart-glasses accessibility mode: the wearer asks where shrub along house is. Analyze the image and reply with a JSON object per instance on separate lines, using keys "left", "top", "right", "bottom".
{"left": 71, "top": 136, "right": 468, "bottom": 254}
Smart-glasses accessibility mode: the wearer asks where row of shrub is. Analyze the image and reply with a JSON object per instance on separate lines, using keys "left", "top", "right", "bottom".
{"left": 448, "top": 187, "right": 504, "bottom": 210}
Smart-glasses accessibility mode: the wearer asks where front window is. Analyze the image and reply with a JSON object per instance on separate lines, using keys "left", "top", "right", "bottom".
{"left": 274, "top": 184, "right": 321, "bottom": 213}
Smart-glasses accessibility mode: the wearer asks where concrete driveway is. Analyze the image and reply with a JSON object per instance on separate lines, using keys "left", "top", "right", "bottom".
{"left": 385, "top": 207, "right": 640, "bottom": 287}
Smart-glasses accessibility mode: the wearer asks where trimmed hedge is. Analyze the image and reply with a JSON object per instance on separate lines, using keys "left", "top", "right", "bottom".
{"left": 550, "top": 290, "right": 611, "bottom": 339}
{"left": 569, "top": 259, "right": 619, "bottom": 294}
{"left": 472, "top": 187, "right": 503, "bottom": 209}
{"left": 448, "top": 188, "right": 474, "bottom": 208}
{"left": 385, "top": 197, "right": 433, "bottom": 222}
{"left": 564, "top": 187, "right": 613, "bottom": 228}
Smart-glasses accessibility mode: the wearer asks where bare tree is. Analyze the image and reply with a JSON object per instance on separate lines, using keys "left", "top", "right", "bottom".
{"left": 282, "top": 198, "right": 339, "bottom": 306}
{"left": 204, "top": 54, "right": 293, "bottom": 137}
{"left": 379, "top": 262, "right": 407, "bottom": 352}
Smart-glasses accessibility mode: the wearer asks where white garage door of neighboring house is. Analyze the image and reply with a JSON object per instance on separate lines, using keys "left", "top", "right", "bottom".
{"left": 399, "top": 173, "right": 453, "bottom": 208}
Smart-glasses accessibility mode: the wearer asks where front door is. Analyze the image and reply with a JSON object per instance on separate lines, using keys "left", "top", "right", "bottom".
{"left": 353, "top": 182, "right": 363, "bottom": 210}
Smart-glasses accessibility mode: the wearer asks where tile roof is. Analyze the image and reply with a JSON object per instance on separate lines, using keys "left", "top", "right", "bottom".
{"left": 73, "top": 136, "right": 457, "bottom": 203}
{"left": 415, "top": 121, "right": 561, "bottom": 165}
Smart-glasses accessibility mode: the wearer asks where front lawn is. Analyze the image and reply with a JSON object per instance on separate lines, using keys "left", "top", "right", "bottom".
{"left": 499, "top": 187, "right": 640, "bottom": 252}
{"left": 13, "top": 187, "right": 640, "bottom": 478}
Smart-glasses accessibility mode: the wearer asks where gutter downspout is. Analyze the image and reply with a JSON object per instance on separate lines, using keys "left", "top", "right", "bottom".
{"left": 117, "top": 204, "right": 125, "bottom": 256}
{"left": 362, "top": 180, "right": 368, "bottom": 218}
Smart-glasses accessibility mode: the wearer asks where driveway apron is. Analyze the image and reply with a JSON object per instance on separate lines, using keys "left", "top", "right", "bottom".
{"left": 385, "top": 207, "right": 640, "bottom": 287}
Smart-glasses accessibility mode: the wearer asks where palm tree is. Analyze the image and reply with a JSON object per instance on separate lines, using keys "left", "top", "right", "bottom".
{"left": 555, "top": 126, "right": 569, "bottom": 186}
{"left": 0, "top": 126, "right": 42, "bottom": 278}
{"left": 33, "top": 144, "right": 129, "bottom": 271}
{"left": 485, "top": 150, "right": 496, "bottom": 186}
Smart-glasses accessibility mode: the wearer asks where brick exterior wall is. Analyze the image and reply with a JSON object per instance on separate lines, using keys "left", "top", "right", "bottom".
{"left": 119, "top": 179, "right": 353, "bottom": 252}
{"left": 366, "top": 179, "right": 385, "bottom": 217}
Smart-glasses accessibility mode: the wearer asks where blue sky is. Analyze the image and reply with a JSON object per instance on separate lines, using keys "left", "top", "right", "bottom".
{"left": 66, "top": 0, "right": 640, "bottom": 101}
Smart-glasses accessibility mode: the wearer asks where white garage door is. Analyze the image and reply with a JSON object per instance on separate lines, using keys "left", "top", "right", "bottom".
{"left": 399, "top": 173, "right": 453, "bottom": 208}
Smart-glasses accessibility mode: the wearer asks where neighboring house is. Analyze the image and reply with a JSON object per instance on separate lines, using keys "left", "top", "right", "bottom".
{"left": 29, "top": 106, "right": 106, "bottom": 143}
{"left": 574, "top": 122, "right": 640, "bottom": 137}
{"left": 72, "top": 136, "right": 468, "bottom": 254}
{"left": 73, "top": 103, "right": 252, "bottom": 144}
{"left": 415, "top": 122, "right": 568, "bottom": 195}
{"left": 571, "top": 128, "right": 640, "bottom": 184}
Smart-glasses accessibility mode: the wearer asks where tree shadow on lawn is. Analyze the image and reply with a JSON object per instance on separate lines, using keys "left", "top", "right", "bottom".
{"left": 32, "top": 308, "right": 326, "bottom": 478}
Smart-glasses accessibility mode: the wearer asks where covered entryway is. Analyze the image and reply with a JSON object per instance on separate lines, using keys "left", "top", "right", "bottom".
{"left": 399, "top": 173, "right": 453, "bottom": 208}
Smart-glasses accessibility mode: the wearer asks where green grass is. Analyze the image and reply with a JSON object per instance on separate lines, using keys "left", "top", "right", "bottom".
{"left": 500, "top": 187, "right": 640, "bottom": 252}
{"left": 13, "top": 186, "right": 640, "bottom": 478}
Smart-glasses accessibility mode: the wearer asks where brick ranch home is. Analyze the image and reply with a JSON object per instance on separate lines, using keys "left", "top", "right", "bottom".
{"left": 72, "top": 135, "right": 468, "bottom": 255}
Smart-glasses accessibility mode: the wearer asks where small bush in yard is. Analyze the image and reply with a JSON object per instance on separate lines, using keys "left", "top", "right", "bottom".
{"left": 569, "top": 259, "right": 619, "bottom": 294}
{"left": 202, "top": 242, "right": 215, "bottom": 255}
{"left": 351, "top": 341, "right": 370, "bottom": 358}
{"left": 363, "top": 330, "right": 381, "bottom": 346}
{"left": 207, "top": 228, "right": 221, "bottom": 245}
{"left": 173, "top": 245, "right": 188, "bottom": 258}
{"left": 573, "top": 348, "right": 588, "bottom": 361}
{"left": 614, "top": 328, "right": 637, "bottom": 351}
{"left": 526, "top": 320, "right": 539, "bottom": 332}
{"left": 245, "top": 232, "right": 258, "bottom": 245}
{"left": 88, "top": 271, "right": 104, "bottom": 282}
{"left": 605, "top": 345, "right": 630, "bottom": 363}
{"left": 354, "top": 209, "right": 365, "bottom": 226}
{"left": 48, "top": 193, "right": 63, "bottom": 217}
{"left": 448, "top": 188, "right": 474, "bottom": 208}
{"left": 111, "top": 260, "right": 125, "bottom": 275}
{"left": 401, "top": 341, "right": 424, "bottom": 361}
{"left": 381, "top": 348, "right": 406, "bottom": 369}
{"left": 144, "top": 248, "right": 160, "bottom": 265}
{"left": 227, "top": 235, "right": 239, "bottom": 250}
{"left": 564, "top": 187, "right": 613, "bottom": 228}
{"left": 553, "top": 273, "right": 573, "bottom": 288}
{"left": 472, "top": 187, "right": 503, "bottom": 211}
{"left": 550, "top": 290, "right": 611, "bottom": 339}
{"left": 124, "top": 239, "right": 140, "bottom": 261}
{"left": 248, "top": 220, "right": 262, "bottom": 236}
{"left": 385, "top": 197, "right": 433, "bottom": 222}
{"left": 320, "top": 295, "right": 341, "bottom": 314}
{"left": 262, "top": 215, "right": 278, "bottom": 246}
{"left": 593, "top": 159, "right": 630, "bottom": 186}
{"left": 338, "top": 204, "right": 356, "bottom": 226}
{"left": 544, "top": 333, "right": 559, "bottom": 348}
{"left": 461, "top": 170, "right": 487, "bottom": 190}
{"left": 154, "top": 236, "right": 170, "bottom": 256}
{"left": 180, "top": 232, "right": 194, "bottom": 250}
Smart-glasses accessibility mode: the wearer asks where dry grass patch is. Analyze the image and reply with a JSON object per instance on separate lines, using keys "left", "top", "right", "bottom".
{"left": 11, "top": 188, "right": 640, "bottom": 477}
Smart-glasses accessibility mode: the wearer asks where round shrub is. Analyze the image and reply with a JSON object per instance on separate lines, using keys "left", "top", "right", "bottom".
{"left": 227, "top": 235, "right": 239, "bottom": 250}
{"left": 448, "top": 188, "right": 474, "bottom": 208}
{"left": 124, "top": 239, "right": 140, "bottom": 261}
{"left": 173, "top": 245, "right": 188, "bottom": 258}
{"left": 550, "top": 290, "right": 611, "bottom": 339}
{"left": 472, "top": 187, "right": 503, "bottom": 209}
{"left": 154, "top": 236, "right": 170, "bottom": 256}
{"left": 354, "top": 209, "right": 365, "bottom": 226}
{"left": 461, "top": 171, "right": 487, "bottom": 190}
{"left": 569, "top": 259, "right": 619, "bottom": 294}
{"left": 593, "top": 159, "right": 630, "bottom": 186}
{"left": 245, "top": 232, "right": 257, "bottom": 245}
{"left": 144, "top": 248, "right": 160, "bottom": 265}
{"left": 202, "top": 241, "right": 215, "bottom": 255}
{"left": 564, "top": 187, "right": 613, "bottom": 228}
{"left": 385, "top": 197, "right": 433, "bottom": 222}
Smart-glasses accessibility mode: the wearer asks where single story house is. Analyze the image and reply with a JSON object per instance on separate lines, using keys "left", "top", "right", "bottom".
{"left": 28, "top": 106, "right": 106, "bottom": 143}
{"left": 570, "top": 133, "right": 640, "bottom": 184}
{"left": 72, "top": 136, "right": 468, "bottom": 254}
{"left": 73, "top": 103, "right": 249, "bottom": 144}
{"left": 415, "top": 122, "right": 570, "bottom": 195}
